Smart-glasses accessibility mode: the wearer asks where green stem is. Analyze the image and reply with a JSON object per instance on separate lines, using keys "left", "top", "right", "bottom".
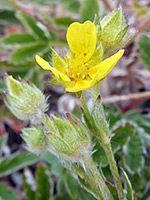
{"left": 80, "top": 91, "right": 91, "bottom": 120}
{"left": 103, "top": 142, "right": 124, "bottom": 200}
{"left": 80, "top": 90, "right": 124, "bottom": 199}
{"left": 83, "top": 155, "right": 113, "bottom": 200}
{"left": 96, "top": 103, "right": 124, "bottom": 199}
{"left": 95, "top": 83, "right": 100, "bottom": 98}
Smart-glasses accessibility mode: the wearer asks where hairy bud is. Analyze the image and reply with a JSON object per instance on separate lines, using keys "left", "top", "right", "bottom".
{"left": 22, "top": 125, "right": 49, "bottom": 154}
{"left": 44, "top": 114, "right": 92, "bottom": 163}
{"left": 5, "top": 75, "right": 47, "bottom": 120}
{"left": 99, "top": 7, "right": 132, "bottom": 51}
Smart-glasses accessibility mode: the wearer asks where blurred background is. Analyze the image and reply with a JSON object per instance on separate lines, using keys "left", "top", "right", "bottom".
{"left": 0, "top": 0, "right": 150, "bottom": 199}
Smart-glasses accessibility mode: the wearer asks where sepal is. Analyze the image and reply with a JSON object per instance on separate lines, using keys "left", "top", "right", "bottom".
{"left": 22, "top": 125, "right": 49, "bottom": 154}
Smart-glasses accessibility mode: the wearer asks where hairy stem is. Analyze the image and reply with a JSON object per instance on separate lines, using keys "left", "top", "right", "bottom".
{"left": 80, "top": 91, "right": 124, "bottom": 199}
{"left": 83, "top": 155, "right": 113, "bottom": 200}
{"left": 103, "top": 142, "right": 124, "bottom": 199}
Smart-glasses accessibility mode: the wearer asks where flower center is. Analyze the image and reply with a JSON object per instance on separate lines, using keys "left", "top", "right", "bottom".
{"left": 64, "top": 55, "right": 89, "bottom": 81}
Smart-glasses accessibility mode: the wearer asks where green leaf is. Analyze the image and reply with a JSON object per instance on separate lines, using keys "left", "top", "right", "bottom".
{"left": 78, "top": 187, "right": 96, "bottom": 200}
{"left": 140, "top": 181, "right": 150, "bottom": 200}
{"left": 111, "top": 122, "right": 134, "bottom": 152}
{"left": 42, "top": 151, "right": 65, "bottom": 175}
{"left": 64, "top": 174, "right": 78, "bottom": 198}
{"left": 62, "top": 0, "right": 80, "bottom": 13}
{"left": 139, "top": 35, "right": 150, "bottom": 70}
{"left": 36, "top": 164, "right": 53, "bottom": 200}
{"left": 121, "top": 168, "right": 133, "bottom": 200}
{"left": 81, "top": 0, "right": 99, "bottom": 22}
{"left": 0, "top": 151, "right": 40, "bottom": 177}
{"left": 54, "top": 16, "right": 76, "bottom": 26}
{"left": 22, "top": 168, "right": 36, "bottom": 200}
{"left": 78, "top": 176, "right": 102, "bottom": 200}
{"left": 0, "top": 135, "right": 8, "bottom": 156}
{"left": 92, "top": 96, "right": 109, "bottom": 134}
{"left": 122, "top": 132, "right": 145, "bottom": 174}
{"left": 54, "top": 194, "right": 72, "bottom": 200}
{"left": 106, "top": 182, "right": 119, "bottom": 200}
{"left": 57, "top": 175, "right": 67, "bottom": 196}
{"left": 104, "top": 105, "right": 122, "bottom": 129}
{"left": 17, "top": 12, "right": 50, "bottom": 41}
{"left": 10, "top": 42, "right": 49, "bottom": 64}
{"left": 93, "top": 141, "right": 108, "bottom": 167}
{"left": 1, "top": 33, "right": 36, "bottom": 47}
{"left": 0, "top": 11, "right": 20, "bottom": 26}
{"left": 0, "top": 182, "right": 19, "bottom": 200}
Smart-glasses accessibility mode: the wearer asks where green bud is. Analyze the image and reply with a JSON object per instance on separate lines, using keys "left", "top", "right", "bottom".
{"left": 44, "top": 114, "right": 92, "bottom": 163}
{"left": 22, "top": 125, "right": 49, "bottom": 154}
{"left": 100, "top": 7, "right": 130, "bottom": 51}
{"left": 5, "top": 75, "right": 47, "bottom": 120}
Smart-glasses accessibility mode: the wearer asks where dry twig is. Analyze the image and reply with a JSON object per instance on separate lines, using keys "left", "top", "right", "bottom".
{"left": 102, "top": 91, "right": 150, "bottom": 104}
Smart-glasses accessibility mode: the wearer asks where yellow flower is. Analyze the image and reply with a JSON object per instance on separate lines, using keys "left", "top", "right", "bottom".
{"left": 36, "top": 21, "right": 124, "bottom": 92}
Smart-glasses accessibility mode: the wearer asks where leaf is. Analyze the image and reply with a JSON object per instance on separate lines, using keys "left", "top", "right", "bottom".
{"left": 103, "top": 105, "right": 122, "bottom": 129}
{"left": 0, "top": 151, "right": 40, "bottom": 177}
{"left": 92, "top": 96, "right": 108, "bottom": 134}
{"left": 139, "top": 35, "right": 150, "bottom": 70}
{"left": 121, "top": 168, "right": 133, "bottom": 200}
{"left": 42, "top": 151, "right": 65, "bottom": 175}
{"left": 22, "top": 168, "right": 36, "bottom": 200}
{"left": 0, "top": 10, "right": 20, "bottom": 26}
{"left": 17, "top": 12, "right": 50, "bottom": 41}
{"left": 54, "top": 16, "right": 76, "bottom": 26}
{"left": 111, "top": 122, "right": 135, "bottom": 152}
{"left": 10, "top": 42, "right": 49, "bottom": 64}
{"left": 54, "top": 194, "right": 72, "bottom": 200}
{"left": 106, "top": 182, "right": 119, "bottom": 200}
{"left": 122, "top": 132, "right": 145, "bottom": 174}
{"left": 57, "top": 175, "right": 67, "bottom": 196}
{"left": 0, "top": 60, "right": 36, "bottom": 72}
{"left": 36, "top": 164, "right": 53, "bottom": 200}
{"left": 0, "top": 135, "right": 8, "bottom": 156}
{"left": 0, "top": 182, "right": 19, "bottom": 200}
{"left": 124, "top": 110, "right": 150, "bottom": 147}
{"left": 78, "top": 187, "right": 96, "bottom": 200}
{"left": 1, "top": 33, "right": 36, "bottom": 47}
{"left": 62, "top": 0, "right": 80, "bottom": 13}
{"left": 78, "top": 176, "right": 102, "bottom": 200}
{"left": 64, "top": 174, "right": 79, "bottom": 198}
{"left": 140, "top": 181, "right": 150, "bottom": 200}
{"left": 81, "top": 0, "right": 99, "bottom": 22}
{"left": 93, "top": 142, "right": 108, "bottom": 167}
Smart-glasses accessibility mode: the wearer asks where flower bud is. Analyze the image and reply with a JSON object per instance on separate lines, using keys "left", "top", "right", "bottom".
{"left": 99, "top": 7, "right": 131, "bottom": 51}
{"left": 5, "top": 75, "right": 47, "bottom": 120}
{"left": 44, "top": 114, "right": 92, "bottom": 163}
{"left": 22, "top": 125, "right": 49, "bottom": 154}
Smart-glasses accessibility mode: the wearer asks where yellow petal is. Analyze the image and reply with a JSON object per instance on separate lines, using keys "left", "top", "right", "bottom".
{"left": 66, "top": 79, "right": 92, "bottom": 92}
{"left": 88, "top": 49, "right": 124, "bottom": 79}
{"left": 66, "top": 21, "right": 96, "bottom": 62}
{"left": 36, "top": 55, "right": 70, "bottom": 82}
{"left": 36, "top": 55, "right": 52, "bottom": 71}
